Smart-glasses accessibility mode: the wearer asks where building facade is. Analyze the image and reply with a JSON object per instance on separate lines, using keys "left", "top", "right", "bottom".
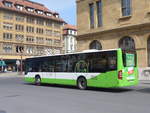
{"left": 76, "top": 0, "right": 150, "bottom": 67}
{"left": 0, "top": 0, "right": 64, "bottom": 71}
{"left": 63, "top": 24, "right": 77, "bottom": 53}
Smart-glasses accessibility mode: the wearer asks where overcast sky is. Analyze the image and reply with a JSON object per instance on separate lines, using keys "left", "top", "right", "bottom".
{"left": 32, "top": 0, "right": 76, "bottom": 25}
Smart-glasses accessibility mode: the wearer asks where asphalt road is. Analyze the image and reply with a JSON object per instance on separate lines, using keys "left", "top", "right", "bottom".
{"left": 0, "top": 77, "right": 150, "bottom": 113}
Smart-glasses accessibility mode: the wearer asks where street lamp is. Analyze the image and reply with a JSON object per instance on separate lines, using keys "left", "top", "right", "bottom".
{"left": 17, "top": 40, "right": 24, "bottom": 75}
{"left": 20, "top": 49, "right": 23, "bottom": 75}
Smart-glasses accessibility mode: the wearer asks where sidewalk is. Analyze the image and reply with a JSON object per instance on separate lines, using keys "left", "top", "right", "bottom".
{"left": 0, "top": 72, "right": 24, "bottom": 78}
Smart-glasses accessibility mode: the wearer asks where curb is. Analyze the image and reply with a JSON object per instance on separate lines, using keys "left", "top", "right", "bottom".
{"left": 0, "top": 76, "right": 24, "bottom": 78}
{"left": 0, "top": 72, "right": 24, "bottom": 78}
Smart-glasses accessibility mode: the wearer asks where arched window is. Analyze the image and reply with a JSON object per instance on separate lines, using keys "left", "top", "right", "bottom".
{"left": 119, "top": 36, "right": 135, "bottom": 50}
{"left": 89, "top": 40, "right": 102, "bottom": 50}
{"left": 147, "top": 38, "right": 150, "bottom": 66}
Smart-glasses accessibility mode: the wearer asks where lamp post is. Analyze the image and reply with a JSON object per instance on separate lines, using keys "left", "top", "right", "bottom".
{"left": 20, "top": 50, "right": 23, "bottom": 75}
{"left": 19, "top": 40, "right": 24, "bottom": 75}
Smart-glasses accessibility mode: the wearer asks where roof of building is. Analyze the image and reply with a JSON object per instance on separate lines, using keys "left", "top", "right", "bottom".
{"left": 63, "top": 24, "right": 77, "bottom": 35}
{"left": 64, "top": 24, "right": 77, "bottom": 30}
{"left": 0, "top": 0, "right": 64, "bottom": 22}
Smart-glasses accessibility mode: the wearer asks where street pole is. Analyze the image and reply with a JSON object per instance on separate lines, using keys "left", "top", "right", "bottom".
{"left": 20, "top": 40, "right": 23, "bottom": 75}
{"left": 20, "top": 52, "right": 23, "bottom": 75}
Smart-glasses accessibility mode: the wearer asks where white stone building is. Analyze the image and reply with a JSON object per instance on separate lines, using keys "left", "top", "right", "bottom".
{"left": 63, "top": 24, "right": 77, "bottom": 54}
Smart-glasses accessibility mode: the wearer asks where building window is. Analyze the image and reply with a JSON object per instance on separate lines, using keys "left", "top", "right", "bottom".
{"left": 16, "top": 5, "right": 23, "bottom": 10}
{"left": 46, "top": 38, "right": 52, "bottom": 45}
{"left": 68, "top": 30, "right": 71, "bottom": 35}
{"left": 46, "top": 13, "right": 52, "bottom": 17}
{"left": 54, "top": 40, "right": 61, "bottom": 46}
{"left": 26, "top": 26, "right": 34, "bottom": 33}
{"left": 121, "top": 0, "right": 132, "bottom": 16}
{"left": 16, "top": 34, "right": 24, "bottom": 42}
{"left": 119, "top": 36, "right": 135, "bottom": 50}
{"left": 70, "top": 37, "right": 74, "bottom": 44}
{"left": 54, "top": 14, "right": 59, "bottom": 18}
{"left": 4, "top": 2, "right": 13, "bottom": 7}
{"left": 46, "top": 21, "right": 53, "bottom": 27}
{"left": 16, "top": 45, "right": 24, "bottom": 53}
{"left": 36, "top": 19, "right": 44, "bottom": 25}
{"left": 15, "top": 24, "right": 24, "bottom": 32}
{"left": 89, "top": 3, "right": 95, "bottom": 28}
{"left": 70, "top": 37, "right": 74, "bottom": 51}
{"left": 68, "top": 30, "right": 76, "bottom": 35}
{"left": 36, "top": 47, "right": 44, "bottom": 55}
{"left": 89, "top": 40, "right": 102, "bottom": 50}
{"left": 71, "top": 30, "right": 77, "bottom": 35}
{"left": 3, "top": 33, "right": 13, "bottom": 40}
{"left": 16, "top": 15, "right": 24, "bottom": 22}
{"left": 36, "top": 28, "right": 44, "bottom": 34}
{"left": 96, "top": 0, "right": 103, "bottom": 27}
{"left": 26, "top": 36, "right": 34, "bottom": 43}
{"left": 69, "top": 30, "right": 73, "bottom": 35}
{"left": 36, "top": 37, "right": 44, "bottom": 44}
{"left": 26, "top": 46, "right": 34, "bottom": 54}
{"left": 3, "top": 44, "right": 12, "bottom": 54}
{"left": 45, "top": 29, "right": 53, "bottom": 36}
{"left": 3, "top": 22, "right": 13, "bottom": 30}
{"left": 3, "top": 13, "right": 13, "bottom": 20}
{"left": 36, "top": 10, "right": 44, "bottom": 15}
{"left": 26, "top": 7, "right": 34, "bottom": 12}
{"left": 27, "top": 17, "right": 35, "bottom": 24}
{"left": 54, "top": 22, "right": 61, "bottom": 29}
{"left": 53, "top": 31, "right": 61, "bottom": 37}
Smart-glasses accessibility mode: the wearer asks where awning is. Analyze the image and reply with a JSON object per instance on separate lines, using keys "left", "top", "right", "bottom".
{"left": 0, "top": 61, "right": 6, "bottom": 66}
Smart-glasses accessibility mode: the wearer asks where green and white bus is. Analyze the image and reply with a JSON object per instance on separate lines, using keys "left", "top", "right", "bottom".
{"left": 24, "top": 48, "right": 138, "bottom": 89}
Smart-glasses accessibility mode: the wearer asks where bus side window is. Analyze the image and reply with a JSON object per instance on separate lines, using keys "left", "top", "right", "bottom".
{"left": 31, "top": 60, "right": 40, "bottom": 72}
{"left": 55, "top": 56, "right": 68, "bottom": 72}
{"left": 89, "top": 53, "right": 108, "bottom": 73}
{"left": 38, "top": 58, "right": 55, "bottom": 72}
{"left": 68, "top": 55, "right": 78, "bottom": 72}
{"left": 108, "top": 56, "right": 117, "bottom": 70}
{"left": 29, "top": 67, "right": 32, "bottom": 72}
{"left": 75, "top": 60, "right": 89, "bottom": 73}
{"left": 91, "top": 59, "right": 107, "bottom": 72}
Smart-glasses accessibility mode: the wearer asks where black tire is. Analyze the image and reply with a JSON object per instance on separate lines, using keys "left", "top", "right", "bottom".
{"left": 35, "top": 76, "right": 41, "bottom": 86}
{"left": 77, "top": 77, "right": 87, "bottom": 90}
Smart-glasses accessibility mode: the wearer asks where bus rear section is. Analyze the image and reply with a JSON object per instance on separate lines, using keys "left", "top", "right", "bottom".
{"left": 117, "top": 50, "right": 138, "bottom": 87}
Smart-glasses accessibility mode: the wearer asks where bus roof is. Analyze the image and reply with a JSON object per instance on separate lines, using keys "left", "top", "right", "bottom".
{"left": 26, "top": 48, "right": 120, "bottom": 60}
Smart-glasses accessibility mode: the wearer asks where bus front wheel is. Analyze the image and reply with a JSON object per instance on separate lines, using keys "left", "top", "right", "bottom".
{"left": 35, "top": 76, "right": 41, "bottom": 86}
{"left": 77, "top": 77, "right": 87, "bottom": 90}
